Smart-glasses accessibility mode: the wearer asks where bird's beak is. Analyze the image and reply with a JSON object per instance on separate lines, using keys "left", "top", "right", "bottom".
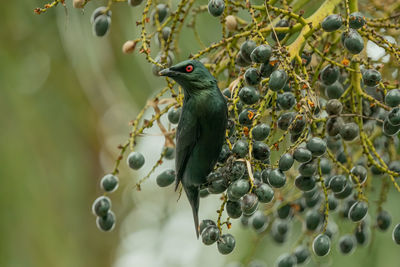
{"left": 159, "top": 68, "right": 175, "bottom": 77}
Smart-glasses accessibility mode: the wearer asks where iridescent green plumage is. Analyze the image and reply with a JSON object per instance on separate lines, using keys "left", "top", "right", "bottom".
{"left": 160, "top": 60, "right": 228, "bottom": 237}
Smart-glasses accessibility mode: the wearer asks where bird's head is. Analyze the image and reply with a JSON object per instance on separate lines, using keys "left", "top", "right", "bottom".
{"left": 159, "top": 60, "right": 216, "bottom": 91}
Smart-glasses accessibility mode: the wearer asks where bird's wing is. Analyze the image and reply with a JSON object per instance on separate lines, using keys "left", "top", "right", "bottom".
{"left": 175, "top": 105, "right": 199, "bottom": 190}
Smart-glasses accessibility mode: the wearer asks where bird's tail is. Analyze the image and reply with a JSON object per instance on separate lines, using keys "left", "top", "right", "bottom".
{"left": 183, "top": 184, "right": 200, "bottom": 238}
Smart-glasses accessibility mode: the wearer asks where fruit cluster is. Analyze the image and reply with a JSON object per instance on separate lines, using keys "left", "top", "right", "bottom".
{"left": 35, "top": 0, "right": 400, "bottom": 265}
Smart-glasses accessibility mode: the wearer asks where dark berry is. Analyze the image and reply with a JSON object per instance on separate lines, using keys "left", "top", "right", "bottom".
{"left": 313, "top": 234, "right": 331, "bottom": 256}
{"left": 92, "top": 196, "right": 111, "bottom": 217}
{"left": 385, "top": 89, "right": 400, "bottom": 107}
{"left": 306, "top": 137, "right": 327, "bottom": 157}
{"left": 279, "top": 153, "right": 294, "bottom": 171}
{"left": 100, "top": 174, "right": 119, "bottom": 192}
{"left": 252, "top": 123, "right": 270, "bottom": 141}
{"left": 338, "top": 235, "right": 356, "bottom": 254}
{"left": 239, "top": 86, "right": 260, "bottom": 105}
{"left": 250, "top": 44, "right": 272, "bottom": 63}
{"left": 241, "top": 193, "right": 259, "bottom": 216}
{"left": 268, "top": 169, "right": 286, "bottom": 188}
{"left": 127, "top": 151, "right": 145, "bottom": 170}
{"left": 269, "top": 69, "right": 288, "bottom": 91}
{"left": 320, "top": 65, "right": 340, "bottom": 85}
{"left": 226, "top": 200, "right": 242, "bottom": 219}
{"left": 348, "top": 201, "right": 368, "bottom": 222}
{"left": 340, "top": 122, "right": 359, "bottom": 141}
{"left": 342, "top": 29, "right": 364, "bottom": 54}
{"left": 363, "top": 69, "right": 381, "bottom": 87}
{"left": 208, "top": 0, "right": 225, "bottom": 17}
{"left": 168, "top": 107, "right": 181, "bottom": 124}
{"left": 293, "top": 147, "right": 312, "bottom": 163}
{"left": 96, "top": 211, "right": 116, "bottom": 232}
{"left": 349, "top": 12, "right": 366, "bottom": 29}
{"left": 201, "top": 225, "right": 220, "bottom": 245}
{"left": 217, "top": 234, "right": 236, "bottom": 254}
{"left": 295, "top": 175, "right": 316, "bottom": 191}
{"left": 377, "top": 210, "right": 392, "bottom": 231}
{"left": 321, "top": 14, "right": 343, "bottom": 32}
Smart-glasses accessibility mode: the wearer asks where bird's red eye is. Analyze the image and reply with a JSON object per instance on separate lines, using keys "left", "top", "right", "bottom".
{"left": 185, "top": 65, "right": 194, "bottom": 73}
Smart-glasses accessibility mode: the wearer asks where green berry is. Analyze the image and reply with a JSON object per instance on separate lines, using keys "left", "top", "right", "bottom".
{"left": 277, "top": 92, "right": 296, "bottom": 110}
{"left": 340, "top": 122, "right": 359, "bottom": 141}
{"left": 232, "top": 140, "right": 248, "bottom": 158}
{"left": 342, "top": 29, "right": 364, "bottom": 54}
{"left": 239, "top": 86, "right": 260, "bottom": 105}
{"left": 208, "top": 0, "right": 225, "bottom": 17}
{"left": 238, "top": 108, "right": 256, "bottom": 125}
{"left": 260, "top": 57, "right": 279, "bottom": 77}
{"left": 326, "top": 99, "right": 343, "bottom": 115}
{"left": 320, "top": 158, "right": 332, "bottom": 175}
{"left": 353, "top": 221, "right": 367, "bottom": 244}
{"left": 217, "top": 234, "right": 236, "bottom": 254}
{"left": 349, "top": 12, "right": 366, "bottom": 29}
{"left": 279, "top": 153, "right": 294, "bottom": 171}
{"left": 363, "top": 69, "right": 381, "bottom": 87}
{"left": 229, "top": 179, "right": 250, "bottom": 198}
{"left": 320, "top": 65, "right": 340, "bottom": 85}
{"left": 168, "top": 107, "right": 181, "bottom": 124}
{"left": 325, "top": 81, "right": 344, "bottom": 99}
{"left": 334, "top": 183, "right": 353, "bottom": 199}
{"left": 277, "top": 112, "right": 295, "bottom": 131}
{"left": 156, "top": 169, "right": 175, "bottom": 187}
{"left": 244, "top": 68, "right": 261, "bottom": 86}
{"left": 151, "top": 4, "right": 169, "bottom": 24}
{"left": 293, "top": 147, "right": 313, "bottom": 163}
{"left": 226, "top": 200, "right": 242, "bottom": 218}
{"left": 276, "top": 253, "right": 297, "bottom": 267}
{"left": 313, "top": 234, "right": 331, "bottom": 256}
{"left": 230, "top": 161, "right": 246, "bottom": 181}
{"left": 255, "top": 183, "right": 274, "bottom": 203}
{"left": 201, "top": 225, "right": 220, "bottom": 245}
{"left": 90, "top": 7, "right": 112, "bottom": 24}
{"left": 199, "top": 219, "right": 216, "bottom": 235}
{"left": 388, "top": 107, "right": 400, "bottom": 126}
{"left": 127, "top": 151, "right": 145, "bottom": 170}
{"left": 252, "top": 211, "right": 268, "bottom": 232}
{"left": 273, "top": 219, "right": 289, "bottom": 235}
{"left": 306, "top": 137, "right": 327, "bottom": 157}
{"left": 328, "top": 194, "right": 338, "bottom": 211}
{"left": 377, "top": 210, "right": 391, "bottom": 231}
{"left": 252, "top": 123, "right": 270, "bottom": 141}
{"left": 295, "top": 175, "right": 316, "bottom": 192}
{"left": 298, "top": 161, "right": 317, "bottom": 176}
{"left": 338, "top": 235, "right": 356, "bottom": 254}
{"left": 100, "top": 174, "right": 119, "bottom": 192}
{"left": 321, "top": 14, "right": 343, "bottom": 32}
{"left": 92, "top": 196, "right": 111, "bottom": 217}
{"left": 329, "top": 175, "right": 347, "bottom": 193}
{"left": 277, "top": 204, "right": 293, "bottom": 219}
{"left": 96, "top": 211, "right": 116, "bottom": 232}
{"left": 348, "top": 201, "right": 368, "bottom": 222}
{"left": 350, "top": 165, "right": 367, "bottom": 185}
{"left": 250, "top": 44, "right": 272, "bottom": 63}
{"left": 241, "top": 193, "right": 259, "bottom": 216}
{"left": 305, "top": 209, "right": 322, "bottom": 231}
{"left": 326, "top": 117, "right": 344, "bottom": 136}
{"left": 383, "top": 117, "right": 400, "bottom": 136}
{"left": 385, "top": 89, "right": 400, "bottom": 107}
{"left": 268, "top": 169, "right": 286, "bottom": 188}
{"left": 235, "top": 52, "right": 251, "bottom": 67}
{"left": 240, "top": 40, "right": 257, "bottom": 62}
{"left": 93, "top": 15, "right": 111, "bottom": 37}
{"left": 392, "top": 223, "right": 400, "bottom": 245}
{"left": 294, "top": 246, "right": 310, "bottom": 265}
{"left": 163, "top": 146, "right": 175, "bottom": 160}
{"left": 269, "top": 69, "right": 288, "bottom": 91}
{"left": 252, "top": 141, "right": 270, "bottom": 161}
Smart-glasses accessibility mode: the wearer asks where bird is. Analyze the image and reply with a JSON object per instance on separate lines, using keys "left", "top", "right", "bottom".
{"left": 159, "top": 60, "right": 228, "bottom": 238}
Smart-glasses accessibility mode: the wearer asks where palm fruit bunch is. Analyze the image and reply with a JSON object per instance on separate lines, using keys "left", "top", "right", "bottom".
{"left": 36, "top": 0, "right": 400, "bottom": 265}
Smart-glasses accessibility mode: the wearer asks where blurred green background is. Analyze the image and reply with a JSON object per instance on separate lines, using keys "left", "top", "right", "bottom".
{"left": 1, "top": 1, "right": 400, "bottom": 267}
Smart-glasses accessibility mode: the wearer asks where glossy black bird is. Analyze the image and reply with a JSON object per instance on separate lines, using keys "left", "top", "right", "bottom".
{"left": 159, "top": 60, "right": 228, "bottom": 237}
